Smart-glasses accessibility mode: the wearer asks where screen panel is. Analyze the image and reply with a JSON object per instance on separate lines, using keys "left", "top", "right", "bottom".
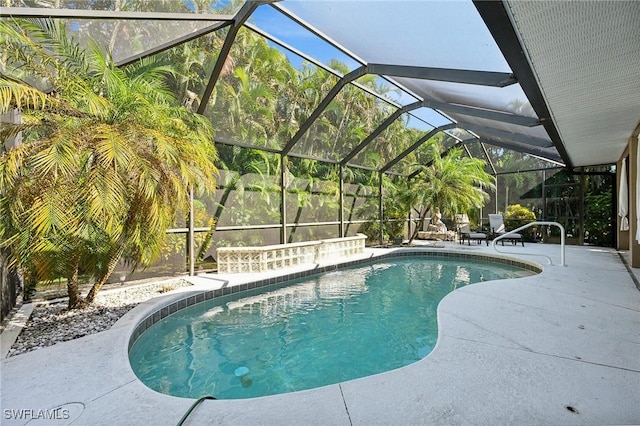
{"left": 11, "top": 0, "right": 242, "bottom": 14}
{"left": 213, "top": 146, "right": 281, "bottom": 227}
{"left": 485, "top": 146, "right": 561, "bottom": 174}
{"left": 214, "top": 228, "right": 281, "bottom": 248}
{"left": 0, "top": 17, "right": 226, "bottom": 91}
{"left": 250, "top": 4, "right": 361, "bottom": 72}
{"left": 72, "top": 18, "right": 221, "bottom": 63}
{"left": 282, "top": 1, "right": 510, "bottom": 72}
{"left": 350, "top": 113, "right": 433, "bottom": 169}
{"left": 205, "top": 27, "right": 341, "bottom": 151}
{"left": 464, "top": 140, "right": 493, "bottom": 174}
{"left": 386, "top": 132, "right": 455, "bottom": 175}
{"left": 410, "top": 107, "right": 454, "bottom": 128}
{"left": 285, "top": 158, "right": 340, "bottom": 242}
{"left": 109, "top": 233, "right": 187, "bottom": 283}
{"left": 354, "top": 75, "right": 418, "bottom": 107}
{"left": 291, "top": 83, "right": 395, "bottom": 161}
{"left": 121, "top": 29, "right": 226, "bottom": 111}
{"left": 395, "top": 78, "right": 537, "bottom": 118}
{"left": 286, "top": 224, "right": 340, "bottom": 243}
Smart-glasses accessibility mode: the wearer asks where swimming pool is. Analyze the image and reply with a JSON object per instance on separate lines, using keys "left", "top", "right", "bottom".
{"left": 129, "top": 254, "right": 537, "bottom": 400}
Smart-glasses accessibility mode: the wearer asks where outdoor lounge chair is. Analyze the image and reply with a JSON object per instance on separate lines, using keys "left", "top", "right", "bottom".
{"left": 458, "top": 223, "right": 488, "bottom": 245}
{"left": 488, "top": 214, "right": 524, "bottom": 246}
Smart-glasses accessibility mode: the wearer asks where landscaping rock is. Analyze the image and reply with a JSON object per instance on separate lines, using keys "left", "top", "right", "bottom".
{"left": 7, "top": 280, "right": 191, "bottom": 357}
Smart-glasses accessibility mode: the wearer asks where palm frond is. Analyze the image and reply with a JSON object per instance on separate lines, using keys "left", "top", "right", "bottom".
{"left": 1, "top": 17, "right": 220, "bottom": 306}
{"left": 0, "top": 76, "right": 48, "bottom": 112}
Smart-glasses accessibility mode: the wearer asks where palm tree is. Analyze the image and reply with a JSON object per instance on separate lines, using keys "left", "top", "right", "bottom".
{"left": 400, "top": 141, "right": 495, "bottom": 243}
{"left": 0, "top": 18, "right": 218, "bottom": 308}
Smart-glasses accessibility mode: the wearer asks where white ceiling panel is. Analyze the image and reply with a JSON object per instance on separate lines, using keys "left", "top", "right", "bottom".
{"left": 505, "top": 0, "right": 640, "bottom": 166}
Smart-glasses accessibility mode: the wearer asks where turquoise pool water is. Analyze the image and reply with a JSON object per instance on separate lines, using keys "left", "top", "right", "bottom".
{"left": 129, "top": 257, "right": 534, "bottom": 399}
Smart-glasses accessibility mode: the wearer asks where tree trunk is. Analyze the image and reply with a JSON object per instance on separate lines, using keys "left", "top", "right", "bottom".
{"left": 344, "top": 186, "right": 361, "bottom": 236}
{"left": 66, "top": 263, "right": 87, "bottom": 310}
{"left": 85, "top": 246, "right": 125, "bottom": 303}
{"left": 213, "top": 175, "right": 240, "bottom": 224}
{"left": 288, "top": 182, "right": 312, "bottom": 243}
{"left": 408, "top": 207, "right": 430, "bottom": 244}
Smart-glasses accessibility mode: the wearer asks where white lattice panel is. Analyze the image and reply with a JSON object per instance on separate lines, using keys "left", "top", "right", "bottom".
{"left": 217, "top": 235, "right": 367, "bottom": 273}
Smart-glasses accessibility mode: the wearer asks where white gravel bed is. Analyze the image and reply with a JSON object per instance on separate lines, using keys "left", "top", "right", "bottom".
{"left": 6, "top": 279, "right": 191, "bottom": 357}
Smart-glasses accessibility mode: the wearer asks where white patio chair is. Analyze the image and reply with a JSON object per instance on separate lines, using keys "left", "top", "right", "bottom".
{"left": 488, "top": 214, "right": 524, "bottom": 246}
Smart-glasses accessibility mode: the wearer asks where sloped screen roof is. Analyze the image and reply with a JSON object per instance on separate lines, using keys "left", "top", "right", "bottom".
{"left": 1, "top": 0, "right": 568, "bottom": 174}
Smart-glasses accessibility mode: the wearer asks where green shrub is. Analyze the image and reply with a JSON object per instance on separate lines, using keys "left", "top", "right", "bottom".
{"left": 504, "top": 204, "right": 537, "bottom": 241}
{"left": 584, "top": 193, "right": 612, "bottom": 246}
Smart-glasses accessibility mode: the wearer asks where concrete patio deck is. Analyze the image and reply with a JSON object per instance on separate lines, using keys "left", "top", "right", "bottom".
{"left": 1, "top": 242, "right": 639, "bottom": 425}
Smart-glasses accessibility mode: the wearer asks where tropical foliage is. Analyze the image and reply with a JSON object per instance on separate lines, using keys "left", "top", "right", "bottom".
{"left": 356, "top": 174, "right": 406, "bottom": 244}
{"left": 0, "top": 1, "right": 587, "bottom": 309}
{"left": 0, "top": 18, "right": 218, "bottom": 308}
{"left": 399, "top": 142, "right": 495, "bottom": 243}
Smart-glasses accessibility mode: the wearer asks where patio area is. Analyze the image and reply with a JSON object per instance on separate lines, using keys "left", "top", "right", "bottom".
{"left": 1, "top": 242, "right": 639, "bottom": 425}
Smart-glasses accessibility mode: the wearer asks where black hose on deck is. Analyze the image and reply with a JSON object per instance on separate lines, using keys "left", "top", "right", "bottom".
{"left": 176, "top": 395, "right": 217, "bottom": 426}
